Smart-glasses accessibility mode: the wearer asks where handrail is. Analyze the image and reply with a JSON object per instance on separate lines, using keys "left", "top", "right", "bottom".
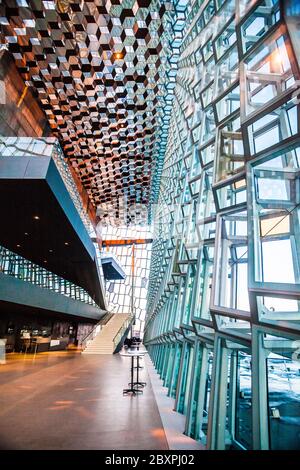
{"left": 112, "top": 315, "right": 133, "bottom": 352}
{"left": 80, "top": 322, "right": 102, "bottom": 348}
{"left": 80, "top": 312, "right": 114, "bottom": 348}
{"left": 112, "top": 321, "right": 127, "bottom": 344}
{"left": 112, "top": 315, "right": 132, "bottom": 343}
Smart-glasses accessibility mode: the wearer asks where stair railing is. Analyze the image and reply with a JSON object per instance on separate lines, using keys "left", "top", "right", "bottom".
{"left": 112, "top": 315, "right": 133, "bottom": 353}
{"left": 80, "top": 312, "right": 113, "bottom": 350}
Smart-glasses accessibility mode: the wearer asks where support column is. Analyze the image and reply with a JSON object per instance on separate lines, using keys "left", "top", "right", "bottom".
{"left": 207, "top": 335, "right": 229, "bottom": 450}
{"left": 252, "top": 326, "right": 269, "bottom": 450}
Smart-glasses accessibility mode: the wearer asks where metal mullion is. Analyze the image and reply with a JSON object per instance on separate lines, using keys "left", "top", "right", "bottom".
{"left": 174, "top": 341, "right": 188, "bottom": 411}
{"left": 184, "top": 338, "right": 200, "bottom": 436}
{"left": 252, "top": 326, "right": 269, "bottom": 449}
{"left": 206, "top": 335, "right": 229, "bottom": 449}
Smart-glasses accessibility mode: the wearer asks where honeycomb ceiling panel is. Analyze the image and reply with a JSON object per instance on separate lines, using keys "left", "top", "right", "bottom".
{"left": 0, "top": 0, "right": 184, "bottom": 220}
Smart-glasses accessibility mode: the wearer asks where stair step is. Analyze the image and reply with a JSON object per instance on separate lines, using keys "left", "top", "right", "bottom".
{"left": 82, "top": 313, "right": 131, "bottom": 355}
{"left": 82, "top": 352, "right": 113, "bottom": 355}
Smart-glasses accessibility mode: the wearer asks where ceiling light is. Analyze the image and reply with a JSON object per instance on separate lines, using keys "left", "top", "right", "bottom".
{"left": 64, "top": 242, "right": 69, "bottom": 246}
{"left": 17, "top": 244, "right": 21, "bottom": 248}
{"left": 33, "top": 215, "right": 40, "bottom": 220}
{"left": 114, "top": 52, "right": 123, "bottom": 60}
{"left": 24, "top": 232, "right": 29, "bottom": 236}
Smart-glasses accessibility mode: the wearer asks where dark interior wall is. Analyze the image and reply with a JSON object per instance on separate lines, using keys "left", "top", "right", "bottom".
{"left": 76, "top": 323, "right": 95, "bottom": 345}
{"left": 0, "top": 308, "right": 95, "bottom": 352}
{"left": 0, "top": 51, "right": 50, "bottom": 137}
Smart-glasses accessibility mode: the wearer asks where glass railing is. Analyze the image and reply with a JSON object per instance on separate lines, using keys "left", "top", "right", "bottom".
{"left": 113, "top": 316, "right": 133, "bottom": 352}
{"left": 0, "top": 245, "right": 98, "bottom": 308}
{"left": 0, "top": 137, "right": 92, "bottom": 235}
{"left": 80, "top": 323, "right": 103, "bottom": 350}
{"left": 80, "top": 312, "right": 114, "bottom": 350}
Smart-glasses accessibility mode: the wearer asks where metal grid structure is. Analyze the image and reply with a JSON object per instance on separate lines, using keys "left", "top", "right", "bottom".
{"left": 0, "top": 245, "right": 100, "bottom": 306}
{"left": 101, "top": 224, "right": 152, "bottom": 336}
{"left": 0, "top": 0, "right": 187, "bottom": 218}
{"left": 144, "top": 0, "right": 300, "bottom": 450}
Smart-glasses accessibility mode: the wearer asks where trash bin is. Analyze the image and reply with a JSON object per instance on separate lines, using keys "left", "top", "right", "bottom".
{"left": 0, "top": 338, "right": 7, "bottom": 364}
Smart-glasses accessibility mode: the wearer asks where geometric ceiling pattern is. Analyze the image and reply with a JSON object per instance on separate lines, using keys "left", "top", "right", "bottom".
{"left": 0, "top": 0, "right": 185, "bottom": 220}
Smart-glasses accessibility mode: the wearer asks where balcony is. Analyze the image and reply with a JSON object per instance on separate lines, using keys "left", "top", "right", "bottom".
{"left": 0, "top": 137, "right": 106, "bottom": 309}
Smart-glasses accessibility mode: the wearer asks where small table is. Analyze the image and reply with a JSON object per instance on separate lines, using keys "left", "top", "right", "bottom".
{"left": 133, "top": 355, "right": 146, "bottom": 389}
{"left": 120, "top": 351, "right": 146, "bottom": 395}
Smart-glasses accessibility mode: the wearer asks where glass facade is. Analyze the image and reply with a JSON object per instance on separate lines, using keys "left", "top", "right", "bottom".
{"left": 101, "top": 224, "right": 153, "bottom": 336}
{"left": 144, "top": 0, "right": 300, "bottom": 450}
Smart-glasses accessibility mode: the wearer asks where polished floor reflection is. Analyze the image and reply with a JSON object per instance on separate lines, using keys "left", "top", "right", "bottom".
{"left": 0, "top": 352, "right": 168, "bottom": 450}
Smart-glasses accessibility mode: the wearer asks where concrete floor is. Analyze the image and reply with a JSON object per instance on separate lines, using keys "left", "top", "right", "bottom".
{"left": 146, "top": 356, "right": 205, "bottom": 451}
{"left": 0, "top": 351, "right": 168, "bottom": 450}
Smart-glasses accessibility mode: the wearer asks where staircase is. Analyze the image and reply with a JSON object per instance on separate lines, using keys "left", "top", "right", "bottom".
{"left": 82, "top": 313, "right": 131, "bottom": 355}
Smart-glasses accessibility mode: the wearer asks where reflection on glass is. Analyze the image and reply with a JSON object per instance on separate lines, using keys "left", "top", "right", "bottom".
{"left": 214, "top": 115, "right": 244, "bottom": 184}
{"left": 200, "top": 141, "right": 215, "bottom": 166}
{"left": 257, "top": 294, "right": 300, "bottom": 331}
{"left": 200, "top": 106, "right": 216, "bottom": 144}
{"left": 178, "top": 344, "right": 194, "bottom": 414}
{"left": 267, "top": 352, "right": 300, "bottom": 449}
{"left": 243, "top": 31, "right": 296, "bottom": 119}
{"left": 214, "top": 19, "right": 236, "bottom": 62}
{"left": 215, "top": 84, "right": 240, "bottom": 123}
{"left": 169, "top": 344, "right": 182, "bottom": 399}
{"left": 251, "top": 151, "right": 300, "bottom": 286}
{"left": 193, "top": 246, "right": 214, "bottom": 321}
{"left": 240, "top": 0, "right": 281, "bottom": 54}
{"left": 197, "top": 166, "right": 215, "bottom": 220}
{"left": 188, "top": 345, "right": 203, "bottom": 439}
{"left": 236, "top": 351, "right": 252, "bottom": 449}
{"left": 182, "top": 265, "right": 196, "bottom": 325}
{"left": 215, "top": 176, "right": 247, "bottom": 210}
{"left": 214, "top": 211, "right": 250, "bottom": 312}
{"left": 202, "top": 352, "right": 214, "bottom": 435}
{"left": 215, "top": 45, "right": 239, "bottom": 97}
{"left": 247, "top": 100, "right": 298, "bottom": 155}
{"left": 262, "top": 239, "right": 295, "bottom": 284}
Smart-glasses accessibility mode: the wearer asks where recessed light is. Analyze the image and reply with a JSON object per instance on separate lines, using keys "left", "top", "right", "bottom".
{"left": 114, "top": 52, "right": 123, "bottom": 60}
{"left": 43, "top": 260, "right": 47, "bottom": 263}
{"left": 24, "top": 232, "right": 29, "bottom": 236}
{"left": 64, "top": 242, "right": 69, "bottom": 246}
{"left": 49, "top": 249, "right": 53, "bottom": 253}
{"left": 33, "top": 216, "right": 40, "bottom": 220}
{"left": 17, "top": 244, "right": 21, "bottom": 248}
